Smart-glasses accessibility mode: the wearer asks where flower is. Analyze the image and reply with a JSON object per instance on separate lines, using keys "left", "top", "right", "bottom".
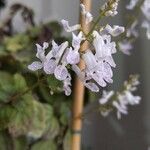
{"left": 141, "top": 0, "right": 150, "bottom": 39}
{"left": 28, "top": 42, "right": 49, "bottom": 71}
{"left": 98, "top": 75, "right": 141, "bottom": 119}
{"left": 126, "top": 0, "right": 139, "bottom": 10}
{"left": 102, "top": 0, "right": 119, "bottom": 17}
{"left": 99, "top": 90, "right": 114, "bottom": 104}
{"left": 118, "top": 40, "right": 133, "bottom": 55}
{"left": 61, "top": 19, "right": 81, "bottom": 32}
{"left": 93, "top": 31, "right": 116, "bottom": 67}
{"left": 72, "top": 31, "right": 117, "bottom": 92}
{"left": 102, "top": 24, "right": 125, "bottom": 37}
{"left": 113, "top": 91, "right": 141, "bottom": 119}
{"left": 141, "top": 0, "right": 150, "bottom": 21}
{"left": 80, "top": 3, "right": 93, "bottom": 24}
{"left": 126, "top": 20, "right": 139, "bottom": 38}
{"left": 63, "top": 74, "right": 71, "bottom": 96}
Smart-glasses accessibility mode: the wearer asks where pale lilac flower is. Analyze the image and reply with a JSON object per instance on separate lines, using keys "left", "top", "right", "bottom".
{"left": 99, "top": 91, "right": 114, "bottom": 104}
{"left": 93, "top": 31, "right": 116, "bottom": 67}
{"left": 80, "top": 3, "right": 93, "bottom": 24}
{"left": 112, "top": 100, "right": 128, "bottom": 119}
{"left": 141, "top": 0, "right": 150, "bottom": 21}
{"left": 72, "top": 64, "right": 99, "bottom": 92}
{"left": 66, "top": 47, "right": 80, "bottom": 65}
{"left": 54, "top": 65, "right": 68, "bottom": 81}
{"left": 126, "top": 0, "right": 139, "bottom": 10}
{"left": 28, "top": 42, "right": 49, "bottom": 71}
{"left": 72, "top": 32, "right": 84, "bottom": 50}
{"left": 61, "top": 19, "right": 81, "bottom": 32}
{"left": 126, "top": 20, "right": 139, "bottom": 38}
{"left": 66, "top": 32, "right": 84, "bottom": 65}
{"left": 63, "top": 74, "right": 71, "bottom": 96}
{"left": 102, "top": 24, "right": 125, "bottom": 37}
{"left": 28, "top": 41, "right": 72, "bottom": 95}
{"left": 113, "top": 91, "right": 141, "bottom": 119}
{"left": 118, "top": 40, "right": 133, "bottom": 55}
{"left": 28, "top": 61, "right": 43, "bottom": 71}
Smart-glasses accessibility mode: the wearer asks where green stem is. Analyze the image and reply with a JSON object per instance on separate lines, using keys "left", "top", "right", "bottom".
{"left": 86, "top": 12, "right": 105, "bottom": 39}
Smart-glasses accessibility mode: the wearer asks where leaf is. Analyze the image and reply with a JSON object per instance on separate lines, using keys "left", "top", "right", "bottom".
{"left": 0, "top": 71, "right": 14, "bottom": 93}
{"left": 27, "top": 100, "right": 54, "bottom": 139}
{"left": 31, "top": 139, "right": 56, "bottom": 150}
{"left": 59, "top": 102, "right": 70, "bottom": 126}
{"left": 44, "top": 116, "right": 60, "bottom": 140}
{"left": 13, "top": 74, "right": 27, "bottom": 91}
{"left": 13, "top": 136, "right": 28, "bottom": 150}
{"left": 0, "top": 106, "right": 17, "bottom": 130}
{"left": 0, "top": 132, "right": 8, "bottom": 150}
{"left": 4, "top": 34, "right": 30, "bottom": 52}
{"left": 47, "top": 75, "right": 63, "bottom": 93}
{"left": 63, "top": 130, "right": 71, "bottom": 150}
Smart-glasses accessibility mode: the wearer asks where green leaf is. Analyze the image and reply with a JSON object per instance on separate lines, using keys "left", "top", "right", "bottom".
{"left": 31, "top": 139, "right": 56, "bottom": 150}
{"left": 63, "top": 130, "right": 71, "bottom": 150}
{"left": 0, "top": 132, "right": 8, "bottom": 150}
{"left": 4, "top": 34, "right": 30, "bottom": 52}
{"left": 44, "top": 116, "right": 60, "bottom": 140}
{"left": 13, "top": 74, "right": 27, "bottom": 91}
{"left": 47, "top": 75, "right": 63, "bottom": 93}
{"left": 0, "top": 72, "right": 14, "bottom": 93}
{"left": 59, "top": 102, "right": 70, "bottom": 126}
{"left": 0, "top": 106, "right": 17, "bottom": 130}
{"left": 13, "top": 136, "right": 28, "bottom": 150}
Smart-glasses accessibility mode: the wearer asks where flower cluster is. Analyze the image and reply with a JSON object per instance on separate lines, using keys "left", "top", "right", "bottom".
{"left": 118, "top": 20, "right": 138, "bottom": 55}
{"left": 28, "top": 2, "right": 125, "bottom": 96}
{"left": 28, "top": 31, "right": 84, "bottom": 96}
{"left": 99, "top": 75, "right": 141, "bottom": 119}
{"left": 101, "top": 0, "right": 119, "bottom": 16}
{"left": 73, "top": 31, "right": 117, "bottom": 92}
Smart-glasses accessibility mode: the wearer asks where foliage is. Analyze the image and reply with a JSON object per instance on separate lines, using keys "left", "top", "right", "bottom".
{"left": 0, "top": 3, "right": 72, "bottom": 150}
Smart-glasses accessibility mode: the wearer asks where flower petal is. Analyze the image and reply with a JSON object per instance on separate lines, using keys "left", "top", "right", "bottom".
{"left": 28, "top": 61, "right": 43, "bottom": 71}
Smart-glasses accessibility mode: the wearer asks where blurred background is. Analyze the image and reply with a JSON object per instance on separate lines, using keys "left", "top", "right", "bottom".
{"left": 0, "top": 0, "right": 150, "bottom": 150}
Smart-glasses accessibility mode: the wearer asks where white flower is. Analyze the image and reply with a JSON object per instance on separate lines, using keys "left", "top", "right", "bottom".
{"left": 118, "top": 40, "right": 133, "bottom": 55}
{"left": 28, "top": 61, "right": 43, "bottom": 71}
{"left": 126, "top": 20, "right": 139, "bottom": 38}
{"left": 28, "top": 41, "right": 72, "bottom": 95}
{"left": 113, "top": 101, "right": 128, "bottom": 119}
{"left": 99, "top": 91, "right": 114, "bottom": 104}
{"left": 61, "top": 19, "right": 81, "bottom": 32}
{"left": 141, "top": 0, "right": 150, "bottom": 21}
{"left": 126, "top": 0, "right": 139, "bottom": 10}
{"left": 102, "top": 24, "right": 125, "bottom": 37}
{"left": 142, "top": 20, "right": 150, "bottom": 39}
{"left": 72, "top": 64, "right": 99, "bottom": 92}
{"left": 63, "top": 74, "right": 71, "bottom": 96}
{"left": 93, "top": 31, "right": 116, "bottom": 67}
{"left": 66, "top": 47, "right": 80, "bottom": 65}
{"left": 28, "top": 42, "right": 49, "bottom": 71}
{"left": 72, "top": 32, "right": 84, "bottom": 50}
{"left": 113, "top": 90, "right": 141, "bottom": 119}
{"left": 80, "top": 3, "right": 93, "bottom": 24}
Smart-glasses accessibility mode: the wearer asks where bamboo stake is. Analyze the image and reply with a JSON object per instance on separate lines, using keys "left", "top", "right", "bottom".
{"left": 71, "top": 1, "right": 92, "bottom": 150}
